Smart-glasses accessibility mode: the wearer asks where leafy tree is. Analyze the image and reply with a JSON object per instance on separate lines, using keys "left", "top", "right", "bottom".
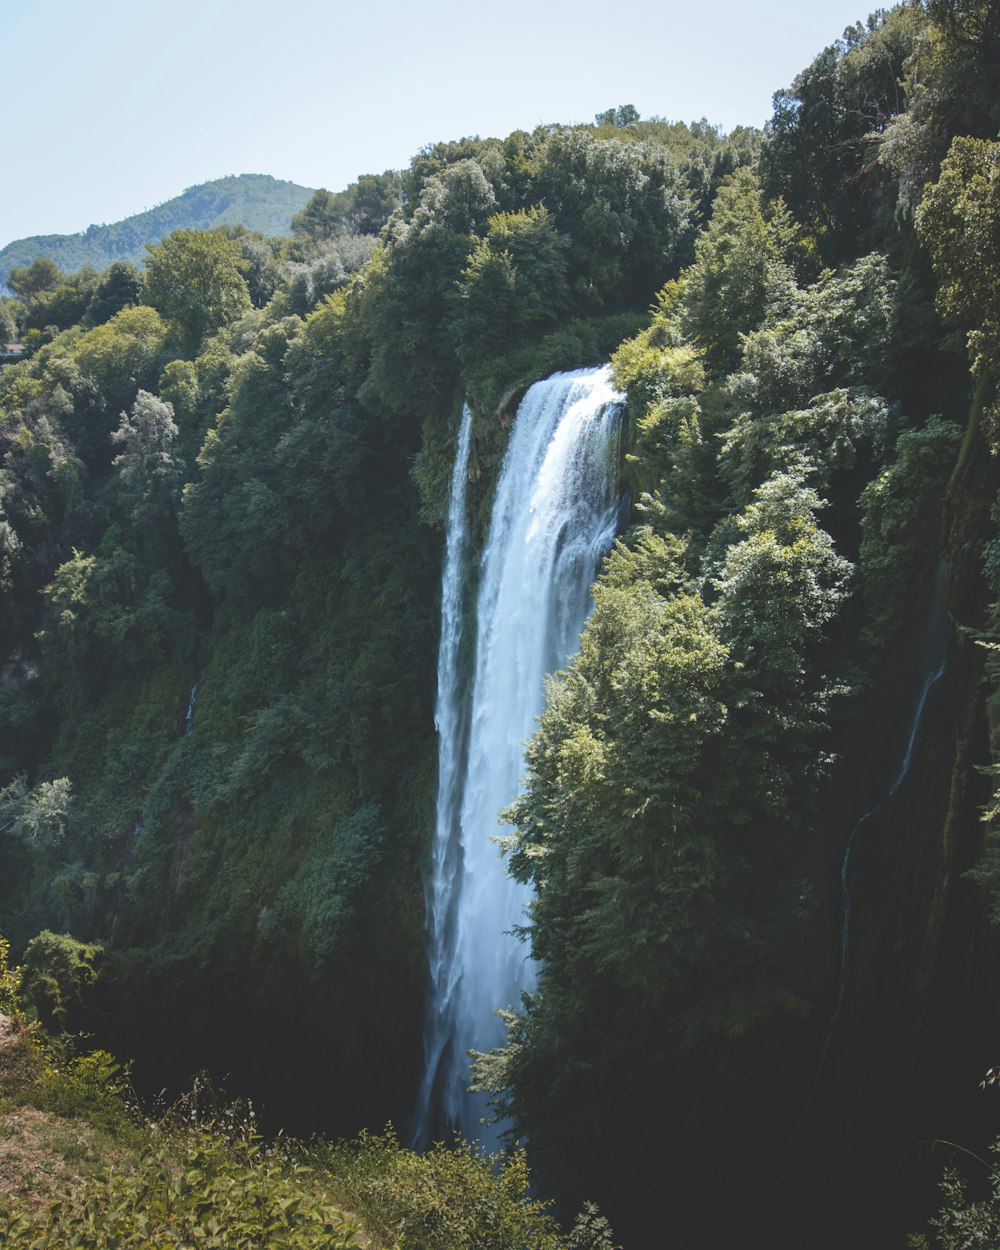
{"left": 483, "top": 469, "right": 851, "bottom": 1229}
{"left": 712, "top": 468, "right": 853, "bottom": 711}
{"left": 72, "top": 304, "right": 169, "bottom": 408}
{"left": 711, "top": 250, "right": 896, "bottom": 510}
{"left": 879, "top": 0, "right": 1000, "bottom": 216}
{"left": 594, "top": 104, "right": 640, "bottom": 129}
{"left": 680, "top": 168, "right": 794, "bottom": 375}
{"left": 285, "top": 235, "right": 377, "bottom": 315}
{"left": 19, "top": 929, "right": 102, "bottom": 1031}
{"left": 0, "top": 775, "right": 73, "bottom": 851}
{"left": 859, "top": 416, "right": 961, "bottom": 646}
{"left": 359, "top": 160, "right": 494, "bottom": 418}
{"left": 908, "top": 1139, "right": 1000, "bottom": 1249}
{"left": 18, "top": 267, "right": 101, "bottom": 334}
{"left": 291, "top": 188, "right": 343, "bottom": 242}
{"left": 85, "top": 260, "right": 143, "bottom": 326}
{"left": 763, "top": 7, "right": 925, "bottom": 258}
{"left": 534, "top": 130, "right": 690, "bottom": 309}
{"left": 67, "top": 305, "right": 170, "bottom": 463}
{"left": 916, "top": 136, "right": 1000, "bottom": 379}
{"left": 719, "top": 387, "right": 889, "bottom": 504}
{"left": 0, "top": 296, "right": 20, "bottom": 344}
{"left": 38, "top": 537, "right": 191, "bottom": 706}
{"left": 110, "top": 390, "right": 183, "bottom": 554}
{"left": 180, "top": 315, "right": 369, "bottom": 607}
{"left": 7, "top": 257, "right": 61, "bottom": 301}
{"left": 346, "top": 171, "right": 404, "bottom": 235}
{"left": 143, "top": 229, "right": 251, "bottom": 356}
{"left": 230, "top": 230, "right": 285, "bottom": 308}
{"left": 452, "top": 206, "right": 570, "bottom": 367}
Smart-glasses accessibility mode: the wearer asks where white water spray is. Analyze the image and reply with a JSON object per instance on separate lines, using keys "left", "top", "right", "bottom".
{"left": 416, "top": 367, "right": 623, "bottom": 1148}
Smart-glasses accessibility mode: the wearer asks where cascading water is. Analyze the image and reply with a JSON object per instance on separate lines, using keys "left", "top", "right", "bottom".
{"left": 415, "top": 367, "right": 624, "bottom": 1150}
{"left": 794, "top": 557, "right": 951, "bottom": 1136}
{"left": 413, "top": 402, "right": 474, "bottom": 1143}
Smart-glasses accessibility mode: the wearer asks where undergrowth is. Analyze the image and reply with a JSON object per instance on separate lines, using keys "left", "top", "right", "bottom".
{"left": 0, "top": 933, "right": 618, "bottom": 1250}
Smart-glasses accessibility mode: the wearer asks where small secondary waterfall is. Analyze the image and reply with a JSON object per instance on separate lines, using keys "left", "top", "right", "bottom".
{"left": 834, "top": 559, "right": 950, "bottom": 998}
{"left": 416, "top": 367, "right": 623, "bottom": 1149}
{"left": 413, "top": 403, "right": 475, "bottom": 1142}
{"left": 795, "top": 557, "right": 951, "bottom": 1136}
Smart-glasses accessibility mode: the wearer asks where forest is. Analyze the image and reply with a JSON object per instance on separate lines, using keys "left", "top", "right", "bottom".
{"left": 1, "top": 1, "right": 999, "bottom": 1246}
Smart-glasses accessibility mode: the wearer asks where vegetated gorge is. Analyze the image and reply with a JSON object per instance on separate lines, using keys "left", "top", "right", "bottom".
{"left": 1, "top": 3, "right": 1000, "bottom": 1246}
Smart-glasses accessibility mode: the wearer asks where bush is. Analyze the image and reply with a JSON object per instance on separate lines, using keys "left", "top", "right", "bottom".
{"left": 908, "top": 1139, "right": 1000, "bottom": 1248}
{"left": 325, "top": 1127, "right": 563, "bottom": 1250}
{"left": 0, "top": 1130, "right": 363, "bottom": 1249}
{"left": 0, "top": 937, "right": 20, "bottom": 1016}
{"left": 20, "top": 930, "right": 103, "bottom": 1031}
{"left": 33, "top": 1047, "right": 132, "bottom": 1132}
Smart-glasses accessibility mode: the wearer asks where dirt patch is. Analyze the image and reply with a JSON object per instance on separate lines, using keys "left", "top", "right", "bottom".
{"left": 0, "top": 1104, "right": 97, "bottom": 1209}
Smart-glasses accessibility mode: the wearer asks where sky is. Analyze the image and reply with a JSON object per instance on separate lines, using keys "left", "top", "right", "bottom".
{"left": 2, "top": 0, "right": 876, "bottom": 251}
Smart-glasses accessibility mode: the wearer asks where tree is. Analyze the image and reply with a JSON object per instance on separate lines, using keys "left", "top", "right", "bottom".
{"left": 879, "top": 0, "right": 1000, "bottom": 215}
{"left": 7, "top": 257, "right": 61, "bottom": 301}
{"left": 38, "top": 539, "right": 191, "bottom": 706}
{"left": 358, "top": 160, "right": 495, "bottom": 418}
{"left": 762, "top": 7, "right": 924, "bottom": 257}
{"left": 594, "top": 104, "right": 640, "bottom": 129}
{"left": 111, "top": 390, "right": 183, "bottom": 548}
{"left": 347, "top": 171, "right": 403, "bottom": 235}
{"left": 483, "top": 470, "right": 852, "bottom": 1230}
{"left": 916, "top": 136, "right": 1000, "bottom": 379}
{"left": 85, "top": 261, "right": 143, "bottom": 326}
{"left": 143, "top": 229, "right": 251, "bottom": 356}
{"left": 534, "top": 130, "right": 690, "bottom": 309}
{"left": 680, "top": 168, "right": 793, "bottom": 375}
{"left": 290, "top": 188, "right": 342, "bottom": 242}
{"left": 0, "top": 775, "right": 72, "bottom": 851}
{"left": 452, "top": 206, "right": 570, "bottom": 367}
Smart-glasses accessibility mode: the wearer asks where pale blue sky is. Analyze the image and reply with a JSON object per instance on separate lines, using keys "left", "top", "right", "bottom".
{"left": 3, "top": 0, "right": 877, "bottom": 250}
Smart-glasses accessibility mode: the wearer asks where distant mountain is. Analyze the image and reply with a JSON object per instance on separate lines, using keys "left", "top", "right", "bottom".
{"left": 0, "top": 174, "right": 316, "bottom": 284}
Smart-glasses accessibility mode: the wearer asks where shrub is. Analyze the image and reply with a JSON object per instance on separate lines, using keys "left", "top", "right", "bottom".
{"left": 325, "top": 1127, "right": 563, "bottom": 1250}
{"left": 0, "top": 1130, "right": 363, "bottom": 1249}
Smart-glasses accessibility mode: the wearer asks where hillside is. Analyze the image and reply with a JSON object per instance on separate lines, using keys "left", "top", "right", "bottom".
{"left": 0, "top": 174, "right": 315, "bottom": 285}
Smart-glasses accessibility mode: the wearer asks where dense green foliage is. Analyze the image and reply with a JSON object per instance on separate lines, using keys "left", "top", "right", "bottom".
{"left": 0, "top": 970, "right": 609, "bottom": 1250}
{"left": 0, "top": 10, "right": 997, "bottom": 1245}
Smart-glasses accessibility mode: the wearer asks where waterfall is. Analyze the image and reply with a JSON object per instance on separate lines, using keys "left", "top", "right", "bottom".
{"left": 793, "top": 557, "right": 951, "bottom": 1138}
{"left": 416, "top": 367, "right": 623, "bottom": 1149}
{"left": 833, "top": 557, "right": 950, "bottom": 1009}
{"left": 413, "top": 402, "right": 474, "bottom": 1142}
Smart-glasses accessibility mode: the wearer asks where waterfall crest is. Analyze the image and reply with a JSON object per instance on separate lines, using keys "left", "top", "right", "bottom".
{"left": 416, "top": 367, "right": 623, "bottom": 1149}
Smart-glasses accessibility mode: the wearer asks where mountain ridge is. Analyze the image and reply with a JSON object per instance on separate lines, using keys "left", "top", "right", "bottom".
{"left": 0, "top": 173, "right": 316, "bottom": 284}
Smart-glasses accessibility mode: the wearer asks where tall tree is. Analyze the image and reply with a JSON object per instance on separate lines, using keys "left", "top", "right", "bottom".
{"left": 143, "top": 230, "right": 251, "bottom": 357}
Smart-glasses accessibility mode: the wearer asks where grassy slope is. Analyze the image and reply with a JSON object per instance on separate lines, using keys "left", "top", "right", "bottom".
{"left": 0, "top": 1013, "right": 576, "bottom": 1250}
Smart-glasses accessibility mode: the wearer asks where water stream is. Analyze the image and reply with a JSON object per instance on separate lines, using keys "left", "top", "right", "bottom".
{"left": 797, "top": 557, "right": 951, "bottom": 1133}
